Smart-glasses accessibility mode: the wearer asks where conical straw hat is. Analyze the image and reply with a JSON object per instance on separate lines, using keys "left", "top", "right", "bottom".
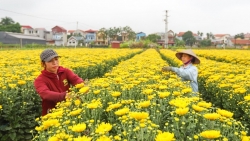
{"left": 175, "top": 49, "right": 200, "bottom": 64}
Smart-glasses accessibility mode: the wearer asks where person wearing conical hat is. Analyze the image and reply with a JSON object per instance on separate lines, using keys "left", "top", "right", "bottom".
{"left": 162, "top": 49, "right": 200, "bottom": 94}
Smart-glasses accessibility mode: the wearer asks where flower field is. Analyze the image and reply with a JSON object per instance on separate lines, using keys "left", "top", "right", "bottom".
{"left": 0, "top": 48, "right": 141, "bottom": 141}
{"left": 0, "top": 48, "right": 250, "bottom": 141}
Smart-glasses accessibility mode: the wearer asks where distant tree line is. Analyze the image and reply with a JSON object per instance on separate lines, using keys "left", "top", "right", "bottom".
{"left": 98, "top": 26, "right": 136, "bottom": 42}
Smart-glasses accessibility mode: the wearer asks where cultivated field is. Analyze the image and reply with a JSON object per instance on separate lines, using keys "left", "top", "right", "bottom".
{"left": 0, "top": 48, "right": 249, "bottom": 141}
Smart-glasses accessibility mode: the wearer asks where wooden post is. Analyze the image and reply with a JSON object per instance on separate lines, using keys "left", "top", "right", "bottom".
{"left": 20, "top": 38, "right": 22, "bottom": 48}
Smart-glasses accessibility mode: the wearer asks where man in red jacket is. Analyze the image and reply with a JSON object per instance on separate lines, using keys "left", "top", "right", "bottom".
{"left": 34, "top": 49, "right": 84, "bottom": 116}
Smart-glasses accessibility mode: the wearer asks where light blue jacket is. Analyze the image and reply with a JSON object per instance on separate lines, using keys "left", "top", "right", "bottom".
{"left": 171, "top": 64, "right": 198, "bottom": 93}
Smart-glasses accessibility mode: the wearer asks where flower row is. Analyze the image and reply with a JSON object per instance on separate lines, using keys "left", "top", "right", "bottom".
{"left": 160, "top": 49, "right": 250, "bottom": 136}
{"left": 0, "top": 48, "right": 142, "bottom": 141}
{"left": 193, "top": 50, "right": 250, "bottom": 65}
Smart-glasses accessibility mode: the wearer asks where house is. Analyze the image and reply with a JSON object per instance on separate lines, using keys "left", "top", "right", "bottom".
{"left": 228, "top": 39, "right": 250, "bottom": 48}
{"left": 21, "top": 25, "right": 33, "bottom": 34}
{"left": 21, "top": 25, "right": 54, "bottom": 45}
{"left": 212, "top": 34, "right": 232, "bottom": 47}
{"left": 52, "top": 26, "right": 67, "bottom": 46}
{"left": 67, "top": 36, "right": 84, "bottom": 46}
{"left": 155, "top": 30, "right": 175, "bottom": 46}
{"left": 136, "top": 32, "right": 146, "bottom": 41}
{"left": 68, "top": 30, "right": 86, "bottom": 37}
{"left": 244, "top": 33, "right": 250, "bottom": 40}
{"left": 85, "top": 29, "right": 97, "bottom": 46}
{"left": 0, "top": 31, "right": 46, "bottom": 46}
{"left": 96, "top": 31, "right": 108, "bottom": 45}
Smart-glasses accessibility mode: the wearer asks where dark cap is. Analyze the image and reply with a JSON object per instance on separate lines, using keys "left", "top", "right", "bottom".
{"left": 40, "top": 49, "right": 59, "bottom": 62}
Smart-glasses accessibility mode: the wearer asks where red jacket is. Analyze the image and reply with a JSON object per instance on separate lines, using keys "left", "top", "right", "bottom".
{"left": 34, "top": 66, "right": 83, "bottom": 116}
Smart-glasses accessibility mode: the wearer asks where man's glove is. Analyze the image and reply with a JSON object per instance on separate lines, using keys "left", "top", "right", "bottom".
{"left": 162, "top": 66, "right": 172, "bottom": 72}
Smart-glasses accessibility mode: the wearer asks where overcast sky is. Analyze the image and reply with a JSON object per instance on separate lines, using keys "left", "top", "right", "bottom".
{"left": 0, "top": 0, "right": 249, "bottom": 36}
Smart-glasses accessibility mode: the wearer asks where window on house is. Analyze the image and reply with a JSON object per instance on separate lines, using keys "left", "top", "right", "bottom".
{"left": 73, "top": 42, "right": 75, "bottom": 44}
{"left": 69, "top": 42, "right": 71, "bottom": 43}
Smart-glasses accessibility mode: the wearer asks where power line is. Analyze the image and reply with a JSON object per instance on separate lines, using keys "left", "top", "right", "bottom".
{"left": 0, "top": 8, "right": 94, "bottom": 27}
{"left": 0, "top": 8, "right": 74, "bottom": 24}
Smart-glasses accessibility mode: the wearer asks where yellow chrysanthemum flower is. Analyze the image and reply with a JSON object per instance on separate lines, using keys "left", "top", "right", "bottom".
{"left": 159, "top": 85, "right": 167, "bottom": 90}
{"left": 139, "top": 100, "right": 151, "bottom": 108}
{"left": 181, "top": 88, "right": 192, "bottom": 93}
{"left": 96, "top": 135, "right": 112, "bottom": 141}
{"left": 71, "top": 123, "right": 87, "bottom": 132}
{"left": 93, "top": 90, "right": 101, "bottom": 94}
{"left": 115, "top": 108, "right": 130, "bottom": 116}
{"left": 155, "top": 131, "right": 175, "bottom": 141}
{"left": 203, "top": 113, "right": 221, "bottom": 120}
{"left": 200, "top": 130, "right": 220, "bottom": 139}
{"left": 158, "top": 92, "right": 170, "bottom": 98}
{"left": 95, "top": 122, "right": 112, "bottom": 134}
{"left": 143, "top": 89, "right": 154, "bottom": 95}
{"left": 244, "top": 95, "right": 250, "bottom": 101}
{"left": 70, "top": 109, "right": 82, "bottom": 116}
{"left": 75, "top": 83, "right": 85, "bottom": 88}
{"left": 192, "top": 105, "right": 206, "bottom": 112}
{"left": 217, "top": 109, "right": 233, "bottom": 118}
{"left": 48, "top": 136, "right": 59, "bottom": 141}
{"left": 197, "top": 101, "right": 212, "bottom": 108}
{"left": 175, "top": 107, "right": 189, "bottom": 116}
{"left": 106, "top": 103, "right": 122, "bottom": 111}
{"left": 79, "top": 87, "right": 89, "bottom": 94}
{"left": 74, "top": 99, "right": 81, "bottom": 106}
{"left": 129, "top": 112, "right": 149, "bottom": 121}
{"left": 42, "top": 119, "right": 60, "bottom": 130}
{"left": 73, "top": 136, "right": 92, "bottom": 141}
{"left": 87, "top": 102, "right": 99, "bottom": 109}
{"left": 111, "top": 91, "right": 121, "bottom": 97}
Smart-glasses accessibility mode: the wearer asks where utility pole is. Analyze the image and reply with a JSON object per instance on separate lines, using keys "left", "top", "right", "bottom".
{"left": 75, "top": 21, "right": 78, "bottom": 49}
{"left": 164, "top": 10, "right": 168, "bottom": 49}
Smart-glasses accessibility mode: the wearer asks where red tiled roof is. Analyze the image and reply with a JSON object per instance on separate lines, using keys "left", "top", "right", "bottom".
{"left": 85, "top": 29, "right": 98, "bottom": 33}
{"left": 57, "top": 26, "right": 67, "bottom": 31}
{"left": 52, "top": 25, "right": 67, "bottom": 32}
{"left": 177, "top": 32, "right": 198, "bottom": 37}
{"left": 21, "top": 25, "right": 33, "bottom": 29}
{"left": 68, "top": 30, "right": 75, "bottom": 33}
{"left": 214, "top": 34, "right": 229, "bottom": 37}
{"left": 231, "top": 39, "right": 250, "bottom": 45}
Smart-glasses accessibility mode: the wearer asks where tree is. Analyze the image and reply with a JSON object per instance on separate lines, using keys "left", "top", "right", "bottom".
{"left": 121, "top": 26, "right": 136, "bottom": 41}
{"left": 234, "top": 33, "right": 244, "bottom": 48}
{"left": 174, "top": 38, "right": 185, "bottom": 46}
{"left": 200, "top": 39, "right": 211, "bottom": 47}
{"left": 182, "top": 31, "right": 196, "bottom": 47}
{"left": 107, "top": 27, "right": 121, "bottom": 41}
{"left": 206, "top": 32, "right": 215, "bottom": 39}
{"left": 0, "top": 17, "right": 21, "bottom": 33}
{"left": 146, "top": 34, "right": 161, "bottom": 43}
{"left": 0, "top": 22, "right": 21, "bottom": 33}
{"left": 0, "top": 17, "right": 14, "bottom": 25}
{"left": 235, "top": 33, "right": 244, "bottom": 39}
